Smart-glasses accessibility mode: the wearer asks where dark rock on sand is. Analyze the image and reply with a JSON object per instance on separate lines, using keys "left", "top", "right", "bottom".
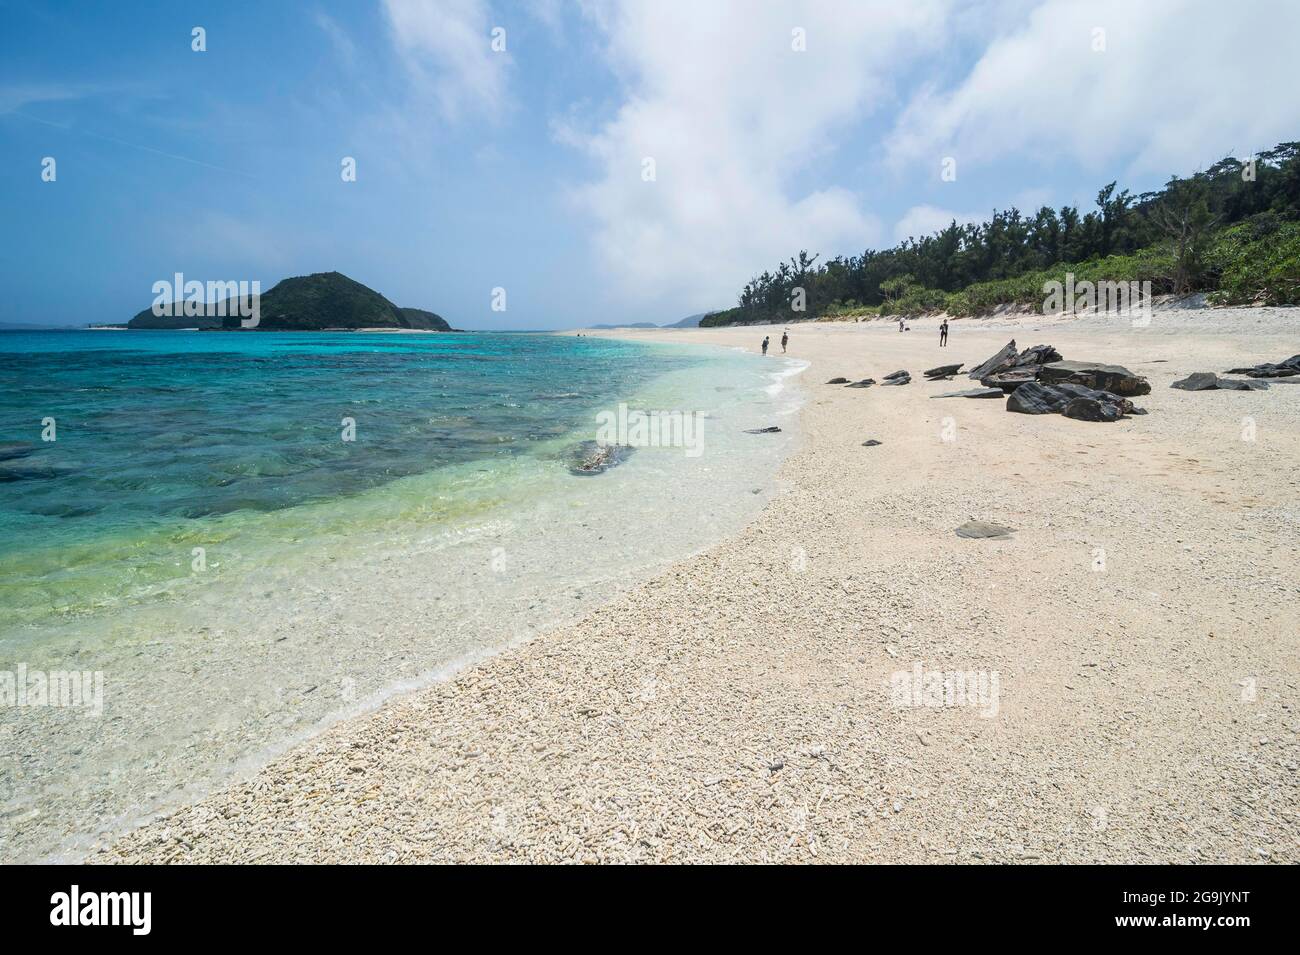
{"left": 924, "top": 363, "right": 964, "bottom": 379}
{"left": 1062, "top": 396, "right": 1126, "bottom": 422}
{"left": 1007, "top": 381, "right": 1136, "bottom": 419}
{"left": 1017, "top": 344, "right": 1063, "bottom": 367}
{"left": 955, "top": 520, "right": 1015, "bottom": 539}
{"left": 931, "top": 388, "right": 1005, "bottom": 399}
{"left": 1039, "top": 360, "right": 1151, "bottom": 397}
{"left": 1171, "top": 372, "right": 1220, "bottom": 391}
{"left": 982, "top": 368, "right": 1041, "bottom": 392}
{"left": 1172, "top": 372, "right": 1268, "bottom": 391}
{"left": 883, "top": 370, "right": 909, "bottom": 381}
{"left": 968, "top": 340, "right": 1020, "bottom": 380}
{"left": 845, "top": 378, "right": 876, "bottom": 388}
{"left": 862, "top": 439, "right": 882, "bottom": 447}
{"left": 881, "top": 371, "right": 911, "bottom": 386}
{"left": 568, "top": 441, "right": 635, "bottom": 476}
{"left": 967, "top": 341, "right": 1062, "bottom": 382}
{"left": 744, "top": 426, "right": 782, "bottom": 434}
{"left": 826, "top": 377, "right": 850, "bottom": 384}
{"left": 1224, "top": 354, "right": 1300, "bottom": 378}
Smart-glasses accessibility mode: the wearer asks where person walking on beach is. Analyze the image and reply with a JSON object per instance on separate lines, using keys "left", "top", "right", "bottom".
{"left": 781, "top": 331, "right": 789, "bottom": 353}
{"left": 939, "top": 318, "right": 949, "bottom": 347}
{"left": 761, "top": 335, "right": 769, "bottom": 356}
{"left": 899, "top": 318, "right": 905, "bottom": 333}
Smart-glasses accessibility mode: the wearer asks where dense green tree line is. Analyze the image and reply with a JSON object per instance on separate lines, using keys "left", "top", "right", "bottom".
{"left": 704, "top": 142, "right": 1300, "bottom": 325}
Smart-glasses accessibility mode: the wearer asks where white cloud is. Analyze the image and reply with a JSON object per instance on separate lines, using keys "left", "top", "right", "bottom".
{"left": 382, "top": 0, "right": 510, "bottom": 122}
{"left": 563, "top": 0, "right": 950, "bottom": 311}
{"left": 886, "top": 0, "right": 1300, "bottom": 176}
{"left": 893, "top": 205, "right": 986, "bottom": 243}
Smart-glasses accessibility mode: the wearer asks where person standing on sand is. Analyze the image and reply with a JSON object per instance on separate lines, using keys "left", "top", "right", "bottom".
{"left": 899, "top": 318, "right": 905, "bottom": 333}
{"left": 761, "top": 335, "right": 769, "bottom": 355}
{"left": 940, "top": 319, "right": 949, "bottom": 347}
{"left": 781, "top": 331, "right": 789, "bottom": 353}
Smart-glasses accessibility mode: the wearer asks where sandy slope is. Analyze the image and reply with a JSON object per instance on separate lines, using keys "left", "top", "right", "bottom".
{"left": 99, "top": 308, "right": 1298, "bottom": 863}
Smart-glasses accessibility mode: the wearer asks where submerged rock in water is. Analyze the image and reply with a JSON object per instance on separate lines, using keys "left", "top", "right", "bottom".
{"left": 955, "top": 519, "right": 1014, "bottom": 539}
{"left": 567, "top": 440, "right": 635, "bottom": 476}
{"left": 0, "top": 441, "right": 37, "bottom": 462}
{"left": 0, "top": 463, "right": 67, "bottom": 482}
{"left": 744, "top": 426, "right": 782, "bottom": 434}
{"left": 1039, "top": 360, "right": 1151, "bottom": 396}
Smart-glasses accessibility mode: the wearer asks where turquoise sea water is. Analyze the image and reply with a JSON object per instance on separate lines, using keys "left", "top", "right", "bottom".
{"left": 0, "top": 329, "right": 804, "bottom": 861}
{"left": 0, "top": 331, "right": 716, "bottom": 631}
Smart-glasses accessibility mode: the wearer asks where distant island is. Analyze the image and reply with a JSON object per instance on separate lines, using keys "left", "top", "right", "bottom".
{"left": 584, "top": 312, "right": 713, "bottom": 331}
{"left": 124, "top": 271, "right": 456, "bottom": 331}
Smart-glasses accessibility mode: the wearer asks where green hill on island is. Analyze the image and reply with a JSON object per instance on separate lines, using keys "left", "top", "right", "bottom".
{"left": 126, "top": 271, "right": 454, "bottom": 331}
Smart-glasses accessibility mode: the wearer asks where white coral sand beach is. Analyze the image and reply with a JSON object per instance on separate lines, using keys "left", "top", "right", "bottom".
{"left": 98, "top": 307, "right": 1299, "bottom": 864}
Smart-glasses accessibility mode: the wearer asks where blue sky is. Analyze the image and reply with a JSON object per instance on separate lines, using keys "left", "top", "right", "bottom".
{"left": 3, "top": 0, "right": 1298, "bottom": 329}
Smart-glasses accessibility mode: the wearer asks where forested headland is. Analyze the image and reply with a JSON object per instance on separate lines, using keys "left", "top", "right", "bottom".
{"left": 702, "top": 142, "right": 1300, "bottom": 326}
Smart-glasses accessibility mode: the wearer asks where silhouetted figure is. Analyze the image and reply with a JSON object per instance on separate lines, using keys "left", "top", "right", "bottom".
{"left": 939, "top": 319, "right": 949, "bottom": 347}
{"left": 761, "top": 336, "right": 770, "bottom": 355}
{"left": 781, "top": 331, "right": 789, "bottom": 353}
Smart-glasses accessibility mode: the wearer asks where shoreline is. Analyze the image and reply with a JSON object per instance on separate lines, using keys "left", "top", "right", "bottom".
{"left": 2, "top": 336, "right": 797, "bottom": 864}
{"left": 98, "top": 307, "right": 1298, "bottom": 863}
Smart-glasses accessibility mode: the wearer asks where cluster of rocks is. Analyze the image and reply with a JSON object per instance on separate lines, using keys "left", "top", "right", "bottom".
{"left": 1169, "top": 355, "right": 1299, "bottom": 392}
{"left": 567, "top": 440, "right": 635, "bottom": 476}
{"left": 1171, "top": 372, "right": 1269, "bottom": 392}
{"left": 1223, "top": 354, "right": 1300, "bottom": 378}
{"left": 959, "top": 339, "right": 1151, "bottom": 422}
{"left": 827, "top": 376, "right": 879, "bottom": 388}
{"left": 968, "top": 341, "right": 1063, "bottom": 392}
{"left": 829, "top": 369, "right": 915, "bottom": 388}
{"left": 1007, "top": 381, "right": 1145, "bottom": 422}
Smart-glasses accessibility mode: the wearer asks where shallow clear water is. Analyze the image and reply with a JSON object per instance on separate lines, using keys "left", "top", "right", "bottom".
{"left": 0, "top": 329, "right": 804, "bottom": 861}
{"left": 0, "top": 331, "right": 712, "bottom": 631}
